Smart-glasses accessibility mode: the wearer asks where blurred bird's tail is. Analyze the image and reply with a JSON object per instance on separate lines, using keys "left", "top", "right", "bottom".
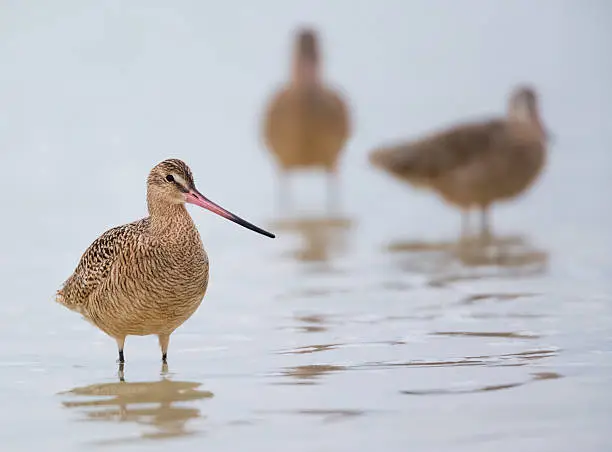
{"left": 369, "top": 143, "right": 433, "bottom": 185}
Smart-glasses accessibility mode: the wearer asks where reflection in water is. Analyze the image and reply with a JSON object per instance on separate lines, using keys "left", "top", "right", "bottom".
{"left": 279, "top": 343, "right": 341, "bottom": 355}
{"left": 460, "top": 292, "right": 539, "bottom": 305}
{"left": 431, "top": 331, "right": 540, "bottom": 339}
{"left": 259, "top": 408, "right": 367, "bottom": 423}
{"left": 352, "top": 348, "right": 558, "bottom": 370}
{"left": 385, "top": 234, "right": 548, "bottom": 286}
{"left": 270, "top": 216, "right": 353, "bottom": 264}
{"left": 277, "top": 364, "right": 347, "bottom": 385}
{"left": 400, "top": 371, "right": 562, "bottom": 396}
{"left": 290, "top": 409, "right": 365, "bottom": 423}
{"left": 279, "top": 312, "right": 340, "bottom": 333}
{"left": 60, "top": 373, "right": 213, "bottom": 444}
{"left": 279, "top": 287, "right": 351, "bottom": 300}
{"left": 294, "top": 314, "right": 331, "bottom": 333}
{"left": 273, "top": 348, "right": 558, "bottom": 388}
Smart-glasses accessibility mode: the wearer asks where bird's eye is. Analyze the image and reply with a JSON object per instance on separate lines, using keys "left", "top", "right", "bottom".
{"left": 165, "top": 174, "right": 174, "bottom": 183}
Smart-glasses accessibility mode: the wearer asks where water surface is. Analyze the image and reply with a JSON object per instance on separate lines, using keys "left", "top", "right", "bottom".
{"left": 0, "top": 1, "right": 611, "bottom": 451}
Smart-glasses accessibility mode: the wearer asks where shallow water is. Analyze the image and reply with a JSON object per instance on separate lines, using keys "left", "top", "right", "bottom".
{"left": 1, "top": 1, "right": 611, "bottom": 451}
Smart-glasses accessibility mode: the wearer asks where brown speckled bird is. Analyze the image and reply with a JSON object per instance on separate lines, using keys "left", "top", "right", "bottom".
{"left": 369, "top": 85, "right": 548, "bottom": 238}
{"left": 263, "top": 27, "right": 351, "bottom": 212}
{"left": 56, "top": 159, "right": 275, "bottom": 364}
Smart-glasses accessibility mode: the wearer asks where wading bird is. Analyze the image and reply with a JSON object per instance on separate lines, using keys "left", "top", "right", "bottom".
{"left": 56, "top": 159, "right": 275, "bottom": 364}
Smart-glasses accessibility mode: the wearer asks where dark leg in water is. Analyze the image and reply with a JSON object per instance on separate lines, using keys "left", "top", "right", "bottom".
{"left": 115, "top": 337, "right": 126, "bottom": 381}
{"left": 161, "top": 362, "right": 169, "bottom": 376}
{"left": 118, "top": 362, "right": 125, "bottom": 382}
{"left": 159, "top": 334, "right": 170, "bottom": 364}
{"left": 116, "top": 336, "right": 126, "bottom": 363}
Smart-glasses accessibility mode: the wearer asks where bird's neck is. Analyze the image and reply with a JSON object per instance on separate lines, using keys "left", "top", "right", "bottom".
{"left": 511, "top": 117, "right": 546, "bottom": 142}
{"left": 508, "top": 108, "right": 546, "bottom": 142}
{"left": 148, "top": 202, "right": 196, "bottom": 236}
{"left": 291, "top": 57, "right": 321, "bottom": 88}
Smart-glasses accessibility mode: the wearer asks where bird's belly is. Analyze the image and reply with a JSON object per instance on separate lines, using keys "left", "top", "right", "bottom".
{"left": 269, "top": 107, "right": 345, "bottom": 169}
{"left": 435, "top": 155, "right": 543, "bottom": 207}
{"left": 87, "top": 264, "right": 209, "bottom": 337}
{"left": 126, "top": 293, "right": 206, "bottom": 336}
{"left": 96, "top": 291, "right": 207, "bottom": 337}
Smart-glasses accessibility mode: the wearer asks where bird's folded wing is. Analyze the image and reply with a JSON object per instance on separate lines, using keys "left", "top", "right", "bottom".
{"left": 56, "top": 219, "right": 149, "bottom": 307}
{"left": 371, "top": 120, "right": 505, "bottom": 179}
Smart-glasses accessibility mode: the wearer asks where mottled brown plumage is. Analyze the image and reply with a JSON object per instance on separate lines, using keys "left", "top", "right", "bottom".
{"left": 56, "top": 159, "right": 274, "bottom": 364}
{"left": 263, "top": 27, "right": 351, "bottom": 211}
{"left": 370, "top": 86, "right": 548, "bottom": 237}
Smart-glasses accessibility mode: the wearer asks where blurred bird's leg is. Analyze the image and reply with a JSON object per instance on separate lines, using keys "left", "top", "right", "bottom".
{"left": 460, "top": 209, "right": 471, "bottom": 242}
{"left": 457, "top": 209, "right": 473, "bottom": 260}
{"left": 326, "top": 169, "right": 340, "bottom": 214}
{"left": 158, "top": 333, "right": 170, "bottom": 364}
{"left": 479, "top": 206, "right": 492, "bottom": 243}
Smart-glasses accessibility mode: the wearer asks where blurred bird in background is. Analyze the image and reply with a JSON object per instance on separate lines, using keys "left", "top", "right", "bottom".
{"left": 369, "top": 85, "right": 549, "bottom": 240}
{"left": 262, "top": 27, "right": 352, "bottom": 214}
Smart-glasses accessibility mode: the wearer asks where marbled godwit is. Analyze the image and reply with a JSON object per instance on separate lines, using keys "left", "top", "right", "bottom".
{"left": 56, "top": 159, "right": 275, "bottom": 364}
{"left": 370, "top": 85, "right": 548, "bottom": 238}
{"left": 263, "top": 27, "right": 351, "bottom": 212}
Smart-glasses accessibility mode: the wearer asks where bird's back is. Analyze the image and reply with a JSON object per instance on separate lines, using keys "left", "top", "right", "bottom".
{"left": 56, "top": 219, "right": 150, "bottom": 311}
{"left": 264, "top": 85, "right": 350, "bottom": 170}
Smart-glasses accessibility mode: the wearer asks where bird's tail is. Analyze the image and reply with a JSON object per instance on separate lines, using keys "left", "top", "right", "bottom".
{"left": 369, "top": 142, "right": 436, "bottom": 185}
{"left": 55, "top": 288, "right": 66, "bottom": 305}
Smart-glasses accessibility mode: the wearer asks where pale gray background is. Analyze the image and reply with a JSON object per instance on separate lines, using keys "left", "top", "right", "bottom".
{"left": 0, "top": 1, "right": 611, "bottom": 451}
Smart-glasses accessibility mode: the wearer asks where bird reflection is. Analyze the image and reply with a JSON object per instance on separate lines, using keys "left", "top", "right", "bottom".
{"left": 271, "top": 215, "right": 353, "bottom": 264}
{"left": 279, "top": 364, "right": 347, "bottom": 385}
{"left": 59, "top": 368, "right": 213, "bottom": 443}
{"left": 385, "top": 233, "right": 548, "bottom": 286}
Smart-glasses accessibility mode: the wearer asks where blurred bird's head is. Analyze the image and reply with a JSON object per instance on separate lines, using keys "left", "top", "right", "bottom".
{"left": 292, "top": 27, "right": 321, "bottom": 86}
{"left": 507, "top": 85, "right": 552, "bottom": 142}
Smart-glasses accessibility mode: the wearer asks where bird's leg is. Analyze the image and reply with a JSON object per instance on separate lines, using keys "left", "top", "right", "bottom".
{"left": 116, "top": 336, "right": 126, "bottom": 364}
{"left": 460, "top": 209, "right": 471, "bottom": 243}
{"left": 118, "top": 362, "right": 125, "bottom": 382}
{"left": 158, "top": 333, "right": 170, "bottom": 364}
{"left": 456, "top": 209, "right": 474, "bottom": 260}
{"left": 161, "top": 361, "right": 169, "bottom": 377}
{"left": 479, "top": 206, "right": 492, "bottom": 243}
{"left": 327, "top": 169, "right": 340, "bottom": 214}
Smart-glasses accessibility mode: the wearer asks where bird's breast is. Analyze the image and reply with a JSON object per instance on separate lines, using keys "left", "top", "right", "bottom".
{"left": 136, "top": 234, "right": 210, "bottom": 300}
